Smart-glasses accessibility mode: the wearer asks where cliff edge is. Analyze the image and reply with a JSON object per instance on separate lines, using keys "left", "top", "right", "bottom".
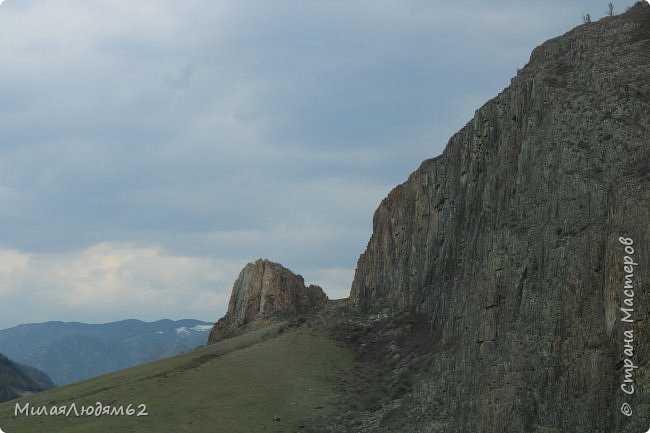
{"left": 348, "top": 3, "right": 650, "bottom": 432}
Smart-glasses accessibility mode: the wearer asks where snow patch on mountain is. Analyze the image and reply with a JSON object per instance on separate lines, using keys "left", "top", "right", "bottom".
{"left": 175, "top": 324, "right": 213, "bottom": 336}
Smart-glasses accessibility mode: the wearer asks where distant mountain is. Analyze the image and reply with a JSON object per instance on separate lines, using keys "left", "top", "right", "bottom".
{"left": 0, "top": 353, "right": 55, "bottom": 402}
{"left": 0, "top": 319, "right": 213, "bottom": 385}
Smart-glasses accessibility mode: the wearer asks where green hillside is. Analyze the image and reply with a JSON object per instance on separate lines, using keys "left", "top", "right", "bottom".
{"left": 0, "top": 322, "right": 355, "bottom": 433}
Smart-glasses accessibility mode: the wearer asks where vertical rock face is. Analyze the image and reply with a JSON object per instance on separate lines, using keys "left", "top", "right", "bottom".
{"left": 208, "top": 259, "right": 328, "bottom": 343}
{"left": 351, "top": 4, "right": 650, "bottom": 432}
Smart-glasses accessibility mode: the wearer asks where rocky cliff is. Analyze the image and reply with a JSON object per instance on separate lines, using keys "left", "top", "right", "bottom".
{"left": 349, "top": 3, "right": 650, "bottom": 432}
{"left": 208, "top": 259, "right": 328, "bottom": 343}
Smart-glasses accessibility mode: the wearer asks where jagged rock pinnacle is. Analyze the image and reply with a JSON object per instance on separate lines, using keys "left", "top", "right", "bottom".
{"left": 208, "top": 259, "right": 327, "bottom": 343}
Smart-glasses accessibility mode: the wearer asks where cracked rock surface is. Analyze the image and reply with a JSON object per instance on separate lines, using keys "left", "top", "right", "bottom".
{"left": 348, "top": 3, "right": 650, "bottom": 432}
{"left": 209, "top": 259, "right": 327, "bottom": 343}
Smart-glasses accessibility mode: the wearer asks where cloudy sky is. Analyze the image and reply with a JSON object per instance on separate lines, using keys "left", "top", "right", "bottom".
{"left": 0, "top": 0, "right": 624, "bottom": 329}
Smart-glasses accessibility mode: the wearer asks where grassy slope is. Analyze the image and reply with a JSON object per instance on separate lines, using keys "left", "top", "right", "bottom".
{"left": 0, "top": 323, "right": 355, "bottom": 433}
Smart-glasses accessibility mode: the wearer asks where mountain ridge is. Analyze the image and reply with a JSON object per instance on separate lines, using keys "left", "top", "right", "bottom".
{"left": 0, "top": 319, "right": 212, "bottom": 386}
{"left": 0, "top": 353, "right": 54, "bottom": 403}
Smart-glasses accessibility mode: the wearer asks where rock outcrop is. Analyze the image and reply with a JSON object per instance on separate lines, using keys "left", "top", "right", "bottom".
{"left": 350, "top": 3, "right": 650, "bottom": 432}
{"left": 208, "top": 259, "right": 328, "bottom": 343}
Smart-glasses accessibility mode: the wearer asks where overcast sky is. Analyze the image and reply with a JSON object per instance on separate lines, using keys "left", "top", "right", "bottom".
{"left": 0, "top": 0, "right": 627, "bottom": 329}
